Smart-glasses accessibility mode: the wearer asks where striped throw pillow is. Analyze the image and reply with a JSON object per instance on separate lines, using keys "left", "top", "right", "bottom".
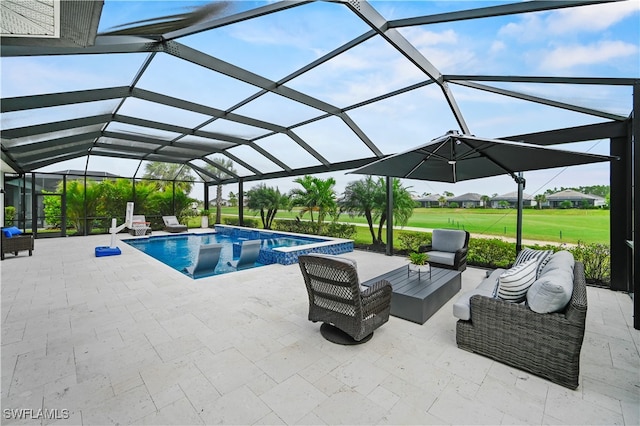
{"left": 515, "top": 248, "right": 553, "bottom": 278}
{"left": 497, "top": 258, "right": 538, "bottom": 303}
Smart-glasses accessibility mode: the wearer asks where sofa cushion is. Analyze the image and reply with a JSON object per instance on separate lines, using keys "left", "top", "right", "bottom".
{"left": 425, "top": 250, "right": 455, "bottom": 266}
{"left": 527, "top": 269, "right": 574, "bottom": 313}
{"left": 515, "top": 248, "right": 553, "bottom": 278}
{"left": 453, "top": 269, "right": 504, "bottom": 320}
{"left": 497, "top": 258, "right": 537, "bottom": 303}
{"left": 2, "top": 226, "right": 22, "bottom": 238}
{"left": 431, "top": 229, "right": 466, "bottom": 253}
{"left": 540, "top": 250, "right": 574, "bottom": 277}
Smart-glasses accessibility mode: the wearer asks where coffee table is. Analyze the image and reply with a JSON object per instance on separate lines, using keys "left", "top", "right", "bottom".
{"left": 361, "top": 264, "right": 461, "bottom": 324}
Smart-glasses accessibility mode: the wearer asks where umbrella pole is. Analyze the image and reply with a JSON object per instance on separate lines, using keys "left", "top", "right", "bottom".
{"left": 386, "top": 176, "right": 394, "bottom": 256}
{"left": 515, "top": 172, "right": 525, "bottom": 255}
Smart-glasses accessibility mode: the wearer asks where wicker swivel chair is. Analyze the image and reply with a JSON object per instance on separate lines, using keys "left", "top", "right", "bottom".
{"left": 298, "top": 254, "right": 392, "bottom": 344}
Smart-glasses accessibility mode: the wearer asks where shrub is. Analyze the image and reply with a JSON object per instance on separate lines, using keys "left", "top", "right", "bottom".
{"left": 273, "top": 219, "right": 355, "bottom": 239}
{"left": 4, "top": 206, "right": 16, "bottom": 226}
{"left": 569, "top": 241, "right": 611, "bottom": 285}
{"left": 222, "top": 217, "right": 259, "bottom": 228}
{"left": 467, "top": 238, "right": 515, "bottom": 269}
{"left": 397, "top": 231, "right": 431, "bottom": 253}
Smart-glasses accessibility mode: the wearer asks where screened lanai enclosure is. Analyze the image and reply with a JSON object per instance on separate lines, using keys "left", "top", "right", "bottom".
{"left": 0, "top": 0, "right": 638, "bottom": 327}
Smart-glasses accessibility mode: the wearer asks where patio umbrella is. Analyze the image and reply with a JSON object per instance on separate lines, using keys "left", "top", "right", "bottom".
{"left": 350, "top": 130, "right": 617, "bottom": 251}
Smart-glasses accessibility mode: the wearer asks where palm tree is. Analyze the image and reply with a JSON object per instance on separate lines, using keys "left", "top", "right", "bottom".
{"left": 438, "top": 195, "right": 447, "bottom": 207}
{"left": 373, "top": 178, "right": 415, "bottom": 244}
{"left": 481, "top": 195, "right": 491, "bottom": 208}
{"left": 534, "top": 194, "right": 546, "bottom": 210}
{"left": 246, "top": 184, "right": 290, "bottom": 229}
{"left": 204, "top": 158, "right": 236, "bottom": 224}
{"left": 289, "top": 175, "right": 338, "bottom": 233}
{"left": 340, "top": 176, "right": 382, "bottom": 244}
{"left": 142, "top": 162, "right": 194, "bottom": 193}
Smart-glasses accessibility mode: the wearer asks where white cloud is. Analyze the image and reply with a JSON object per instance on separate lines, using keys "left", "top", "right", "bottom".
{"left": 540, "top": 40, "right": 638, "bottom": 69}
{"left": 490, "top": 41, "right": 506, "bottom": 54}
{"left": 498, "top": 1, "right": 639, "bottom": 40}
{"left": 546, "top": 0, "right": 640, "bottom": 35}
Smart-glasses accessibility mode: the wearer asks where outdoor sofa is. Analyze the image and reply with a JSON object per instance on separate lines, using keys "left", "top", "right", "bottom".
{"left": 453, "top": 249, "right": 587, "bottom": 389}
{"left": 1, "top": 227, "right": 34, "bottom": 260}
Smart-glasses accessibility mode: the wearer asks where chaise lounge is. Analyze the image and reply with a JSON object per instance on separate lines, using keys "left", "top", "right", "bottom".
{"left": 162, "top": 216, "right": 188, "bottom": 233}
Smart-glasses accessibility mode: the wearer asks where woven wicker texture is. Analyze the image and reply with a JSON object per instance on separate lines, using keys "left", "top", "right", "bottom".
{"left": 298, "top": 254, "right": 392, "bottom": 342}
{"left": 456, "top": 262, "right": 587, "bottom": 389}
{"left": 1, "top": 233, "right": 34, "bottom": 260}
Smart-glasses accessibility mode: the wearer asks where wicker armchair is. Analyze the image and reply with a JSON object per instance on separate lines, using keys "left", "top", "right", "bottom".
{"left": 1, "top": 232, "right": 34, "bottom": 260}
{"left": 456, "top": 262, "right": 587, "bottom": 389}
{"left": 298, "top": 254, "right": 392, "bottom": 343}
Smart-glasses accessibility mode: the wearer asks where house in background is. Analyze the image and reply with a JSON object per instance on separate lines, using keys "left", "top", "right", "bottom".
{"left": 447, "top": 192, "right": 484, "bottom": 208}
{"left": 490, "top": 191, "right": 536, "bottom": 208}
{"left": 546, "top": 189, "right": 606, "bottom": 208}
{"left": 414, "top": 194, "right": 443, "bottom": 208}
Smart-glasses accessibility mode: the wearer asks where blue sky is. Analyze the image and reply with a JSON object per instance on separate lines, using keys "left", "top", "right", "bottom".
{"left": 2, "top": 0, "right": 639, "bottom": 200}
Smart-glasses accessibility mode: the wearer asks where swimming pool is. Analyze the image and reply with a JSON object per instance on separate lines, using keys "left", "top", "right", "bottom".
{"left": 124, "top": 225, "right": 354, "bottom": 278}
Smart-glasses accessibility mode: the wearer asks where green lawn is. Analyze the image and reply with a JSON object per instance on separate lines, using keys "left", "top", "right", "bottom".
{"left": 217, "top": 206, "right": 609, "bottom": 245}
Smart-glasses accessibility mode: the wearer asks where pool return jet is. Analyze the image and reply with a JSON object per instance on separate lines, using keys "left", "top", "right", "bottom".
{"left": 95, "top": 202, "right": 134, "bottom": 257}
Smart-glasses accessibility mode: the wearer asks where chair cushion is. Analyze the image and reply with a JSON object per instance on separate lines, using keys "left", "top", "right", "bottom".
{"left": 431, "top": 229, "right": 466, "bottom": 253}
{"left": 527, "top": 269, "right": 574, "bottom": 313}
{"left": 515, "top": 248, "right": 553, "bottom": 278}
{"left": 166, "top": 217, "right": 179, "bottom": 226}
{"left": 425, "top": 251, "right": 455, "bottom": 266}
{"left": 2, "top": 226, "right": 22, "bottom": 238}
{"left": 497, "top": 258, "right": 537, "bottom": 303}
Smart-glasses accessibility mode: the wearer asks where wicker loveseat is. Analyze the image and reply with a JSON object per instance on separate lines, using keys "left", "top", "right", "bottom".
{"left": 455, "top": 253, "right": 587, "bottom": 389}
{"left": 1, "top": 228, "right": 34, "bottom": 260}
{"left": 298, "top": 253, "right": 392, "bottom": 343}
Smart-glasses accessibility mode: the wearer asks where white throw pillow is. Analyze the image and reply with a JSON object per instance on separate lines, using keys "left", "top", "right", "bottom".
{"left": 497, "top": 258, "right": 537, "bottom": 303}
{"left": 515, "top": 248, "right": 553, "bottom": 278}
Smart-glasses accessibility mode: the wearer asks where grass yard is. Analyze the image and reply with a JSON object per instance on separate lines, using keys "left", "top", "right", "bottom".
{"left": 217, "top": 207, "right": 609, "bottom": 245}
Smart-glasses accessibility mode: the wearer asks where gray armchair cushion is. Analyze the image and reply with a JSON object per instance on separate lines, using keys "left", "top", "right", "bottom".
{"left": 425, "top": 251, "right": 455, "bottom": 266}
{"left": 432, "top": 229, "right": 467, "bottom": 252}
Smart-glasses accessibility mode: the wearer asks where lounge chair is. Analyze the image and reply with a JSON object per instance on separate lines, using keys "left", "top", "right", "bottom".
{"left": 1, "top": 227, "right": 34, "bottom": 260}
{"left": 162, "top": 216, "right": 188, "bottom": 233}
{"left": 129, "top": 215, "right": 152, "bottom": 236}
{"left": 298, "top": 253, "right": 392, "bottom": 343}
{"left": 419, "top": 229, "right": 470, "bottom": 271}
{"left": 227, "top": 239, "right": 261, "bottom": 270}
{"left": 184, "top": 243, "right": 223, "bottom": 278}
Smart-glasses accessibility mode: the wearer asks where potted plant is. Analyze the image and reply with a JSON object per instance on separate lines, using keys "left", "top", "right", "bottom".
{"left": 200, "top": 209, "right": 210, "bottom": 228}
{"left": 408, "top": 251, "right": 429, "bottom": 274}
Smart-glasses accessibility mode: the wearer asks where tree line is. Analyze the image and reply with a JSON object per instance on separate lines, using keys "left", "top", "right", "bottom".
{"left": 246, "top": 175, "right": 414, "bottom": 245}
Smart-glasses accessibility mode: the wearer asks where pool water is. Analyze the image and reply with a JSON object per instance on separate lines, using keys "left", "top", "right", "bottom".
{"left": 124, "top": 231, "right": 326, "bottom": 278}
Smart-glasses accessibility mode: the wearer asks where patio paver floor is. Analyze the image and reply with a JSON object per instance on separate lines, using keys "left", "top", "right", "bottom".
{"left": 1, "top": 232, "right": 638, "bottom": 425}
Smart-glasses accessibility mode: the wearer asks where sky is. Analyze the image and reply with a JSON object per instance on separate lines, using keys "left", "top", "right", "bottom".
{"left": 2, "top": 0, "right": 639, "bottom": 201}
